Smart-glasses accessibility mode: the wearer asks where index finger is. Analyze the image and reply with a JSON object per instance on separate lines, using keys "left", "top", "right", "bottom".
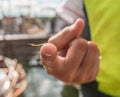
{"left": 48, "top": 18, "right": 85, "bottom": 50}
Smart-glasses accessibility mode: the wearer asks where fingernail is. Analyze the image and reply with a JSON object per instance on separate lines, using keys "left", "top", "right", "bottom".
{"left": 42, "top": 53, "right": 52, "bottom": 61}
{"left": 44, "top": 53, "right": 52, "bottom": 57}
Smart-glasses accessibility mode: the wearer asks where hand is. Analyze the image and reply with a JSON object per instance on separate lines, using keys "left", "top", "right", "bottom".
{"left": 40, "top": 19, "right": 100, "bottom": 84}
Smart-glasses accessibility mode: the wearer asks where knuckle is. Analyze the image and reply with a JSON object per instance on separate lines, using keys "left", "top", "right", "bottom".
{"left": 72, "top": 38, "right": 88, "bottom": 51}
{"left": 88, "top": 41, "right": 100, "bottom": 54}
{"left": 72, "top": 38, "right": 88, "bottom": 47}
{"left": 60, "top": 26, "right": 71, "bottom": 37}
{"left": 78, "top": 38, "right": 88, "bottom": 49}
{"left": 48, "top": 37, "right": 54, "bottom": 43}
{"left": 63, "top": 26, "right": 70, "bottom": 32}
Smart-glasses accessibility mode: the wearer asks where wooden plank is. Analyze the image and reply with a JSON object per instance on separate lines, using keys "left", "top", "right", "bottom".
{"left": 0, "top": 34, "right": 49, "bottom": 59}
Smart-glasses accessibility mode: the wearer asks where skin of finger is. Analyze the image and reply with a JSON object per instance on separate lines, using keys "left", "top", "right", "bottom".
{"left": 40, "top": 43, "right": 66, "bottom": 76}
{"left": 48, "top": 19, "right": 85, "bottom": 50}
{"left": 58, "top": 47, "right": 68, "bottom": 57}
{"left": 43, "top": 66, "right": 55, "bottom": 75}
{"left": 40, "top": 43, "right": 58, "bottom": 67}
{"left": 63, "top": 38, "right": 88, "bottom": 79}
{"left": 72, "top": 42, "right": 100, "bottom": 84}
{"left": 84, "top": 42, "right": 100, "bottom": 82}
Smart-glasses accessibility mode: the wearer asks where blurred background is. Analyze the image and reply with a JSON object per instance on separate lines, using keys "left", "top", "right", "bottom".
{"left": 0, "top": 0, "right": 79, "bottom": 97}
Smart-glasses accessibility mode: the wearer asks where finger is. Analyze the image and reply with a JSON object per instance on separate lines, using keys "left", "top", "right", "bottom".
{"left": 74, "top": 42, "right": 100, "bottom": 84}
{"left": 48, "top": 18, "right": 85, "bottom": 50}
{"left": 64, "top": 38, "right": 88, "bottom": 74}
{"left": 82, "top": 42, "right": 100, "bottom": 82}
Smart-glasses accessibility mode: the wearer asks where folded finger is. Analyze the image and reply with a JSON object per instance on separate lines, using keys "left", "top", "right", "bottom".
{"left": 74, "top": 42, "right": 100, "bottom": 83}
{"left": 64, "top": 38, "right": 88, "bottom": 74}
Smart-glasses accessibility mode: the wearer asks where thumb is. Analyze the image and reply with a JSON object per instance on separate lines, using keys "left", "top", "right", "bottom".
{"left": 40, "top": 43, "right": 66, "bottom": 76}
{"left": 40, "top": 43, "right": 58, "bottom": 67}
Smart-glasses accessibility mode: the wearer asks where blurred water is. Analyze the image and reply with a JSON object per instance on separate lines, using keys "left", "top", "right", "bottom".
{"left": 23, "top": 67, "right": 64, "bottom": 97}
{"left": 18, "top": 65, "right": 79, "bottom": 97}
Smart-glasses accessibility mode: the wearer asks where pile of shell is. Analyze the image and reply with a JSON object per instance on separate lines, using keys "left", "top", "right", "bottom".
{"left": 0, "top": 55, "right": 27, "bottom": 97}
